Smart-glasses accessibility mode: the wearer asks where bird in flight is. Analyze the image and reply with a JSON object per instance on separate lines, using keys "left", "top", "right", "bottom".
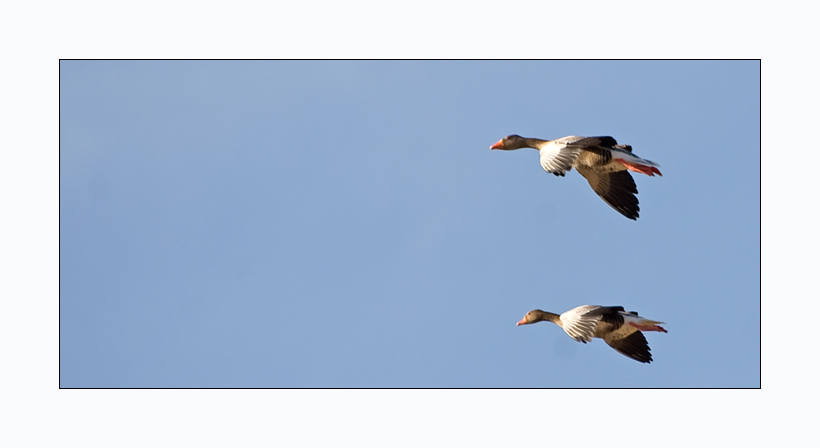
{"left": 516, "top": 305, "right": 668, "bottom": 363}
{"left": 491, "top": 135, "right": 661, "bottom": 220}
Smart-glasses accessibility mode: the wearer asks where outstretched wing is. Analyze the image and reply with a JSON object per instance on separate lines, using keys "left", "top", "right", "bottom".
{"left": 604, "top": 330, "right": 653, "bottom": 363}
{"left": 563, "top": 136, "right": 620, "bottom": 149}
{"left": 559, "top": 305, "right": 605, "bottom": 343}
{"left": 539, "top": 138, "right": 585, "bottom": 176}
{"left": 575, "top": 167, "right": 640, "bottom": 220}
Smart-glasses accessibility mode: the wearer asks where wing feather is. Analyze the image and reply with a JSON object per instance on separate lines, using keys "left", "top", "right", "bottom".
{"left": 604, "top": 330, "right": 653, "bottom": 363}
{"left": 560, "top": 305, "right": 604, "bottom": 343}
{"left": 575, "top": 168, "right": 640, "bottom": 220}
{"left": 564, "top": 136, "right": 619, "bottom": 148}
{"left": 539, "top": 140, "right": 583, "bottom": 176}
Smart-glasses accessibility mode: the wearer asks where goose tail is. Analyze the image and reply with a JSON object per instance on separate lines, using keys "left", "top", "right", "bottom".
{"left": 612, "top": 152, "right": 662, "bottom": 177}
{"left": 629, "top": 318, "right": 668, "bottom": 333}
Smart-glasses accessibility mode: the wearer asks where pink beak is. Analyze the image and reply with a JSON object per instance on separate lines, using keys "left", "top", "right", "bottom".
{"left": 516, "top": 317, "right": 528, "bottom": 326}
{"left": 490, "top": 140, "right": 505, "bottom": 150}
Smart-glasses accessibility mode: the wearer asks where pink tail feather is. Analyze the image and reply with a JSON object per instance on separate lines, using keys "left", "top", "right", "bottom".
{"left": 619, "top": 161, "right": 662, "bottom": 177}
{"left": 629, "top": 322, "right": 668, "bottom": 333}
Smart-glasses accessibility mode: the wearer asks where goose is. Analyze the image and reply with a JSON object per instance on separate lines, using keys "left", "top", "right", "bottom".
{"left": 490, "top": 135, "right": 661, "bottom": 220}
{"left": 516, "top": 305, "right": 667, "bottom": 363}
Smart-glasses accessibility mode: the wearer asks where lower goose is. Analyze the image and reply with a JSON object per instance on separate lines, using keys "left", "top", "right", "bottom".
{"left": 516, "top": 305, "right": 667, "bottom": 363}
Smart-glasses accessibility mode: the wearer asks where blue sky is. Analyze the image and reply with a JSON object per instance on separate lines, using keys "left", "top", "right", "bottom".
{"left": 59, "top": 60, "right": 760, "bottom": 387}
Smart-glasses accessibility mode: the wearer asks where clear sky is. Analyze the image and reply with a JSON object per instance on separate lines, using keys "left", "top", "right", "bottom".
{"left": 59, "top": 60, "right": 760, "bottom": 387}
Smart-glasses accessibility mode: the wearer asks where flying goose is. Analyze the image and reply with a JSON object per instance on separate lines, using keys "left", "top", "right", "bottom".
{"left": 516, "top": 305, "right": 667, "bottom": 363}
{"left": 490, "top": 135, "right": 661, "bottom": 220}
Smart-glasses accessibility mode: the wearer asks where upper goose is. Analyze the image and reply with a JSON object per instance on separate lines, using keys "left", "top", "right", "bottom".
{"left": 490, "top": 135, "right": 661, "bottom": 220}
{"left": 516, "top": 305, "right": 667, "bottom": 363}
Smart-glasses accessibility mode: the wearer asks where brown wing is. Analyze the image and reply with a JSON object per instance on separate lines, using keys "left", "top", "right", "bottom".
{"left": 575, "top": 167, "right": 640, "bottom": 220}
{"left": 597, "top": 307, "right": 627, "bottom": 328}
{"left": 565, "top": 137, "right": 633, "bottom": 155}
{"left": 565, "top": 136, "right": 619, "bottom": 148}
{"left": 605, "top": 330, "right": 653, "bottom": 363}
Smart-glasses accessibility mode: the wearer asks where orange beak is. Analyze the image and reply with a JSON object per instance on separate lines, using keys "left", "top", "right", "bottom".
{"left": 516, "top": 317, "right": 528, "bottom": 326}
{"left": 490, "top": 139, "right": 505, "bottom": 150}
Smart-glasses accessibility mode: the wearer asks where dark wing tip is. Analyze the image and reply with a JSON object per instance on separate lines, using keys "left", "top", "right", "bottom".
{"left": 597, "top": 136, "right": 619, "bottom": 147}
{"left": 607, "top": 331, "right": 653, "bottom": 363}
{"left": 577, "top": 167, "right": 642, "bottom": 220}
{"left": 597, "top": 171, "right": 640, "bottom": 220}
{"left": 570, "top": 136, "right": 619, "bottom": 148}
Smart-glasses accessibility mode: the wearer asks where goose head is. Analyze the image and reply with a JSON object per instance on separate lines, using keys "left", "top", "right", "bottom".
{"left": 516, "top": 309, "right": 550, "bottom": 326}
{"left": 490, "top": 134, "right": 529, "bottom": 150}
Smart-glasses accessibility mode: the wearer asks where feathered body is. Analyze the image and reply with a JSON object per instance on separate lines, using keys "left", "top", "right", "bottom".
{"left": 517, "top": 305, "right": 668, "bottom": 363}
{"left": 491, "top": 135, "right": 661, "bottom": 220}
